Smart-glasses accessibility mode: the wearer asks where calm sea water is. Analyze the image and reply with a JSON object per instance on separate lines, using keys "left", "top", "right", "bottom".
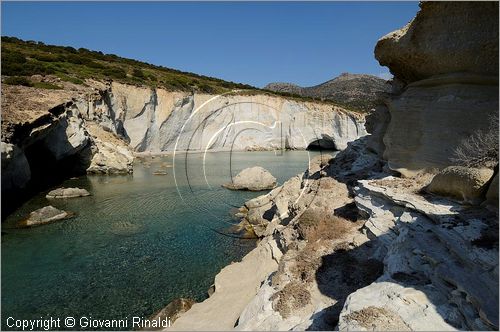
{"left": 1, "top": 150, "right": 326, "bottom": 330}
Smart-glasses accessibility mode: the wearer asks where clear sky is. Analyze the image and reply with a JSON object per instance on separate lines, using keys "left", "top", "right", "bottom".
{"left": 1, "top": 1, "right": 419, "bottom": 87}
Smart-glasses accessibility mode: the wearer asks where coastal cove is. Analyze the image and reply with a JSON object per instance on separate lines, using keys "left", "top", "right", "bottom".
{"left": 1, "top": 150, "right": 327, "bottom": 330}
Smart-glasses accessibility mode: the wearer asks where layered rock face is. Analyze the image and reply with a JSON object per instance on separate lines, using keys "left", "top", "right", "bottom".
{"left": 82, "top": 82, "right": 366, "bottom": 153}
{"left": 375, "top": 2, "right": 499, "bottom": 176}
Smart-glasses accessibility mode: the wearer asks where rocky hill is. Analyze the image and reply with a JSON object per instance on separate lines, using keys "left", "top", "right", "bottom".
{"left": 264, "top": 73, "right": 390, "bottom": 111}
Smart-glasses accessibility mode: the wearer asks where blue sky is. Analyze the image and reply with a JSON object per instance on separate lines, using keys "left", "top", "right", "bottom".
{"left": 1, "top": 2, "right": 419, "bottom": 87}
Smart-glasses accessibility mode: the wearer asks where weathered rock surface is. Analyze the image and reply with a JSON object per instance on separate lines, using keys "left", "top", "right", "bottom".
{"left": 381, "top": 76, "right": 498, "bottom": 176}
{"left": 20, "top": 205, "right": 72, "bottom": 227}
{"left": 1, "top": 142, "right": 31, "bottom": 192}
{"left": 375, "top": 2, "right": 499, "bottom": 176}
{"left": 223, "top": 166, "right": 277, "bottom": 191}
{"left": 83, "top": 82, "right": 366, "bottom": 153}
{"left": 345, "top": 178, "right": 499, "bottom": 330}
{"left": 375, "top": 2, "right": 499, "bottom": 84}
{"left": 46, "top": 187, "right": 90, "bottom": 199}
{"left": 427, "top": 166, "right": 495, "bottom": 204}
{"left": 85, "top": 122, "right": 134, "bottom": 174}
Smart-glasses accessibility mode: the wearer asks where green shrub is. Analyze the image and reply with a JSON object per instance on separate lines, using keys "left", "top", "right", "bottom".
{"left": 58, "top": 74, "right": 84, "bottom": 85}
{"left": 4, "top": 76, "right": 33, "bottom": 86}
{"left": 132, "top": 68, "right": 145, "bottom": 78}
{"left": 33, "top": 82, "right": 62, "bottom": 90}
{"left": 31, "top": 52, "right": 63, "bottom": 62}
{"left": 86, "top": 61, "right": 105, "bottom": 69}
{"left": 102, "top": 67, "right": 127, "bottom": 79}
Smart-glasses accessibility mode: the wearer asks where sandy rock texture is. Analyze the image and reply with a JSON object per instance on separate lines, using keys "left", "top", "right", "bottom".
{"left": 375, "top": 2, "right": 498, "bottom": 84}
{"left": 375, "top": 2, "right": 499, "bottom": 176}
{"left": 427, "top": 166, "right": 495, "bottom": 204}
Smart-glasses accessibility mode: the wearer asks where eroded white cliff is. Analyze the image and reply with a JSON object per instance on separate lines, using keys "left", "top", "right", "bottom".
{"left": 80, "top": 82, "right": 366, "bottom": 153}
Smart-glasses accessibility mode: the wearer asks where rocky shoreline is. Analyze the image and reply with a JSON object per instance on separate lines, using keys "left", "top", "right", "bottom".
{"left": 166, "top": 3, "right": 499, "bottom": 330}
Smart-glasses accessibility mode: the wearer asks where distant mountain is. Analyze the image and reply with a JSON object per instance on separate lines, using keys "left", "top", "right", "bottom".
{"left": 264, "top": 73, "right": 390, "bottom": 111}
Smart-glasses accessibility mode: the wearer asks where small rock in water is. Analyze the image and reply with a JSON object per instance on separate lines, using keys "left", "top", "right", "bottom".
{"left": 46, "top": 187, "right": 91, "bottom": 199}
{"left": 20, "top": 205, "right": 73, "bottom": 227}
{"left": 222, "top": 166, "right": 277, "bottom": 191}
{"left": 153, "top": 170, "right": 168, "bottom": 175}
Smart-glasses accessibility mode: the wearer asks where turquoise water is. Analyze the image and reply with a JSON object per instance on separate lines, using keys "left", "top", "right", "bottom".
{"left": 2, "top": 150, "right": 322, "bottom": 330}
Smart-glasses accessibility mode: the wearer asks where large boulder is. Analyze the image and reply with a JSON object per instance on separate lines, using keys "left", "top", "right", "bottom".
{"left": 46, "top": 187, "right": 90, "bottom": 199}
{"left": 223, "top": 166, "right": 277, "bottom": 191}
{"left": 1, "top": 142, "right": 31, "bottom": 192}
{"left": 375, "top": 2, "right": 498, "bottom": 84}
{"left": 20, "top": 205, "right": 73, "bottom": 227}
{"left": 427, "top": 166, "right": 494, "bottom": 204}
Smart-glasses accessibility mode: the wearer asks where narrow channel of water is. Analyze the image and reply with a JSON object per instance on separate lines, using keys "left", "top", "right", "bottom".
{"left": 1, "top": 150, "right": 329, "bottom": 330}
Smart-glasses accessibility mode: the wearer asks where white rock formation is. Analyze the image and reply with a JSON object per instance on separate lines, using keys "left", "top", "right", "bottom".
{"left": 81, "top": 83, "right": 366, "bottom": 153}
{"left": 342, "top": 178, "right": 499, "bottom": 331}
{"left": 20, "top": 205, "right": 72, "bottom": 227}
{"left": 46, "top": 187, "right": 90, "bottom": 199}
{"left": 223, "top": 166, "right": 277, "bottom": 191}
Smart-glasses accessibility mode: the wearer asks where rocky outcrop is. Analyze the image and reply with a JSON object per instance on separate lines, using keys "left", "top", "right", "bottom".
{"left": 222, "top": 166, "right": 277, "bottom": 191}
{"left": 1, "top": 142, "right": 31, "bottom": 192}
{"left": 20, "top": 205, "right": 73, "bottom": 227}
{"left": 46, "top": 187, "right": 90, "bottom": 199}
{"left": 427, "top": 166, "right": 495, "bottom": 205}
{"left": 342, "top": 178, "right": 499, "bottom": 331}
{"left": 375, "top": 2, "right": 498, "bottom": 84}
{"left": 85, "top": 122, "right": 133, "bottom": 174}
{"left": 375, "top": 2, "right": 499, "bottom": 176}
